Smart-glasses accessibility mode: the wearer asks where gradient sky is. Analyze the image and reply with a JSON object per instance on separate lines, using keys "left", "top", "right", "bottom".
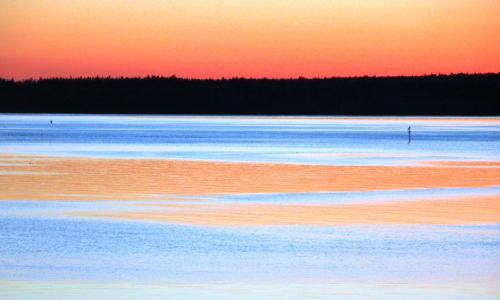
{"left": 1, "top": 0, "right": 499, "bottom": 79}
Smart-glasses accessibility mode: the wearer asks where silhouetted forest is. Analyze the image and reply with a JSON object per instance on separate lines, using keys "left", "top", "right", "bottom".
{"left": 1, "top": 74, "right": 499, "bottom": 115}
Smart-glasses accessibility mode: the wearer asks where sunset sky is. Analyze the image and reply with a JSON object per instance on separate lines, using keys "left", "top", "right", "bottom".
{"left": 1, "top": 0, "right": 499, "bottom": 79}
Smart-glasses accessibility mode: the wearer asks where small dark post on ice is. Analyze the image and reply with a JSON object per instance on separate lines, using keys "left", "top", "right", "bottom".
{"left": 408, "top": 126, "right": 411, "bottom": 144}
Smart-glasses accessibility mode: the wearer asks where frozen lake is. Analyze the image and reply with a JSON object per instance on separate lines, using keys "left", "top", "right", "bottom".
{"left": 0, "top": 114, "right": 499, "bottom": 299}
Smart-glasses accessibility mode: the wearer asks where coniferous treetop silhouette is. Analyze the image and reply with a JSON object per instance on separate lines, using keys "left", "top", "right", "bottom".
{"left": 0, "top": 73, "right": 498, "bottom": 115}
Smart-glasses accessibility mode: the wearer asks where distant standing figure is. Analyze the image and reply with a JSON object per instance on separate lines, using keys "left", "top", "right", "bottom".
{"left": 50, "top": 120, "right": 52, "bottom": 124}
{"left": 408, "top": 126, "right": 411, "bottom": 144}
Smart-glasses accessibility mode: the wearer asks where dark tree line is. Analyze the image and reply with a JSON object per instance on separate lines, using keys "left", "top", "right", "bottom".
{"left": 1, "top": 73, "right": 499, "bottom": 115}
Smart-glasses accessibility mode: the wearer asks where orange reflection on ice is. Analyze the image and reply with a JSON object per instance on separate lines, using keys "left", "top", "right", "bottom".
{"left": 1, "top": 155, "right": 499, "bottom": 200}
{"left": 81, "top": 194, "right": 500, "bottom": 226}
{"left": 420, "top": 161, "right": 500, "bottom": 167}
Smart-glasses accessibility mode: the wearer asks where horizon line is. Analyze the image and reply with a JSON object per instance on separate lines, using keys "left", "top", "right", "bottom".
{"left": 2, "top": 72, "right": 500, "bottom": 83}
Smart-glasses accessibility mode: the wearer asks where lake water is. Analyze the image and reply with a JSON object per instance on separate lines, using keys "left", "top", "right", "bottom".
{"left": 0, "top": 114, "right": 499, "bottom": 299}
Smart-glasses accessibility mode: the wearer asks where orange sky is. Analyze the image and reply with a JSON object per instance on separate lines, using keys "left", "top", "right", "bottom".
{"left": 1, "top": 0, "right": 499, "bottom": 79}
